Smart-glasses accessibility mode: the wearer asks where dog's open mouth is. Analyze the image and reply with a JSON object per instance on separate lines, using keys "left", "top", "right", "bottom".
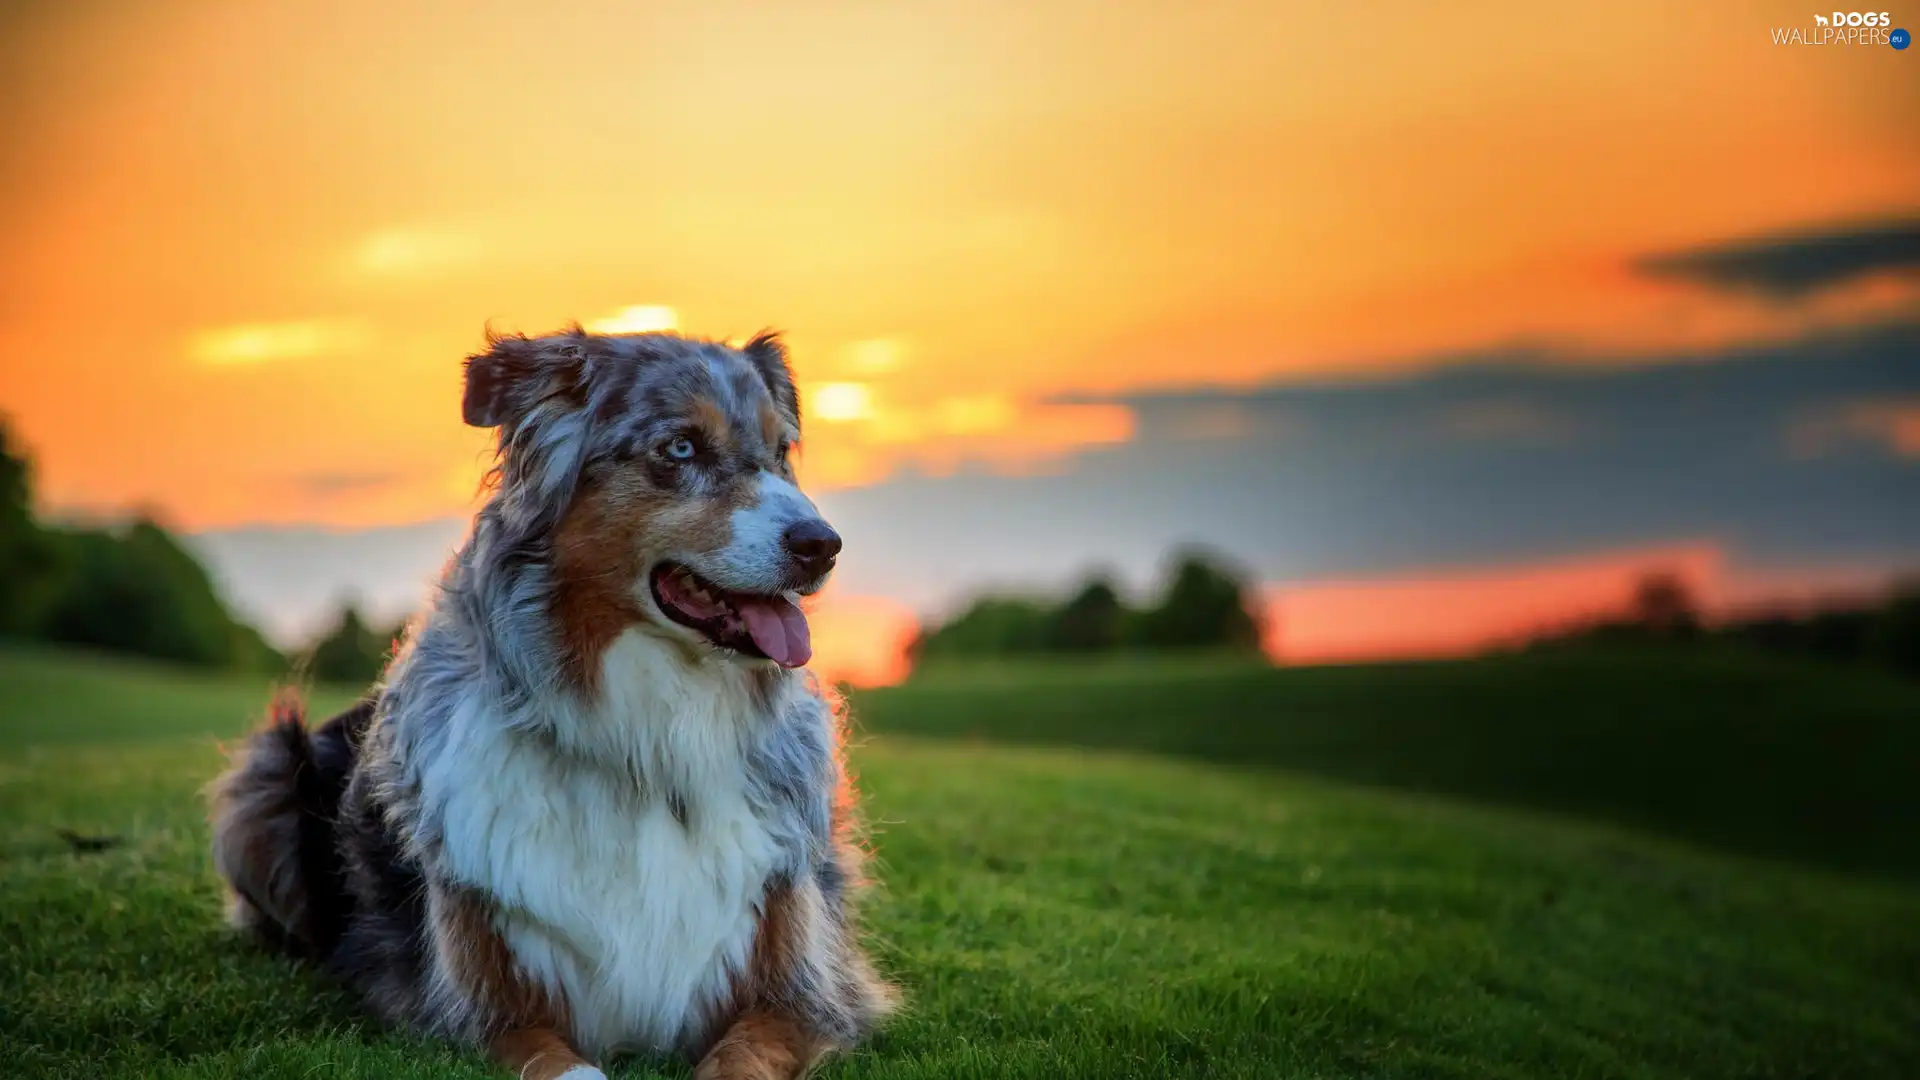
{"left": 649, "top": 563, "right": 812, "bottom": 668}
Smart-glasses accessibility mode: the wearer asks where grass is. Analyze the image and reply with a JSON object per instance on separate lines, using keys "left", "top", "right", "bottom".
{"left": 1, "top": 645, "right": 1917, "bottom": 1078}
{"left": 852, "top": 646, "right": 1920, "bottom": 880}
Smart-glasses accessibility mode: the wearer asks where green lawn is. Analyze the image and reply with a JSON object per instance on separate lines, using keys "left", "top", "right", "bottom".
{"left": 2, "top": 645, "right": 1917, "bottom": 1078}
{"left": 853, "top": 647, "right": 1920, "bottom": 880}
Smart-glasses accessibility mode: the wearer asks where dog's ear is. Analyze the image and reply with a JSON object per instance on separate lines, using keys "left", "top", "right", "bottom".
{"left": 462, "top": 348, "right": 512, "bottom": 428}
{"left": 462, "top": 331, "right": 583, "bottom": 429}
{"left": 741, "top": 330, "right": 800, "bottom": 431}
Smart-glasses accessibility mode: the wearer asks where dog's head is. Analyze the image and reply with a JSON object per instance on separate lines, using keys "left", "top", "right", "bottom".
{"left": 463, "top": 327, "right": 834, "bottom": 670}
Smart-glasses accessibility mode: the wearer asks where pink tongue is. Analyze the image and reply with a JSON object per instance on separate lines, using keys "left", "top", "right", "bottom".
{"left": 735, "top": 594, "right": 812, "bottom": 668}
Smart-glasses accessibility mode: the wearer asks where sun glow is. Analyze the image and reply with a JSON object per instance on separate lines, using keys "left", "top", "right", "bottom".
{"left": 584, "top": 305, "right": 680, "bottom": 335}
{"left": 807, "top": 382, "right": 876, "bottom": 424}
{"left": 2, "top": 1, "right": 1912, "bottom": 540}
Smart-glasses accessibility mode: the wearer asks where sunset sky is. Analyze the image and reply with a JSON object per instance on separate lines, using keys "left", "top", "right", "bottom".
{"left": 2, "top": 1, "right": 1916, "bottom": 683}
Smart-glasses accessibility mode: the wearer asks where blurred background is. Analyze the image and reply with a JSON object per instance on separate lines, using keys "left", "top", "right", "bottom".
{"left": 3, "top": 2, "right": 1915, "bottom": 685}
{"left": 2, "top": 6, "right": 1919, "bottom": 1076}
{"left": 1, "top": 2, "right": 1916, "bottom": 833}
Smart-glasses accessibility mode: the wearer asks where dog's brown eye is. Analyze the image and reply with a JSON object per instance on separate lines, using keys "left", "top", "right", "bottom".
{"left": 776, "top": 440, "right": 792, "bottom": 464}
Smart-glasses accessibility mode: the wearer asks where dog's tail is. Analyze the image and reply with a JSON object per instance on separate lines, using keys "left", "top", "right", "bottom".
{"left": 207, "top": 692, "right": 372, "bottom": 960}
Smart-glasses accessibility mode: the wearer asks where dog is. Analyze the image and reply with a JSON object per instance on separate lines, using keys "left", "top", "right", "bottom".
{"left": 208, "top": 328, "right": 896, "bottom": 1080}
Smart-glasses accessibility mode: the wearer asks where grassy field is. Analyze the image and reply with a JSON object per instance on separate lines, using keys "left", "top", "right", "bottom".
{"left": 2, "top": 645, "right": 1917, "bottom": 1078}
{"left": 855, "top": 647, "right": 1920, "bottom": 880}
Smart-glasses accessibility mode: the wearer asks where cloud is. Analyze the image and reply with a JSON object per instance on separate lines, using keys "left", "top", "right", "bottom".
{"left": 815, "top": 318, "right": 1920, "bottom": 612}
{"left": 349, "top": 228, "right": 481, "bottom": 276}
{"left": 187, "top": 318, "right": 369, "bottom": 365}
{"left": 1636, "top": 215, "right": 1920, "bottom": 300}
{"left": 1790, "top": 400, "right": 1920, "bottom": 459}
{"left": 184, "top": 320, "right": 1920, "bottom": 655}
{"left": 798, "top": 396, "right": 1134, "bottom": 490}
{"left": 1433, "top": 400, "right": 1571, "bottom": 443}
{"left": 287, "top": 470, "right": 405, "bottom": 498}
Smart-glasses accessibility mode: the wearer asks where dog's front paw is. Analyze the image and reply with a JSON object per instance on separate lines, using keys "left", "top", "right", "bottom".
{"left": 553, "top": 1067, "right": 607, "bottom": 1080}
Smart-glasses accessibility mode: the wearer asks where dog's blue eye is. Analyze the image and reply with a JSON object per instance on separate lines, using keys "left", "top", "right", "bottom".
{"left": 665, "top": 436, "right": 697, "bottom": 461}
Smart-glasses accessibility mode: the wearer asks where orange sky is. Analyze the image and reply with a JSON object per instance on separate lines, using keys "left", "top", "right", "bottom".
{"left": 1, "top": 2, "right": 1915, "bottom": 682}
{"left": 1264, "top": 542, "right": 1895, "bottom": 666}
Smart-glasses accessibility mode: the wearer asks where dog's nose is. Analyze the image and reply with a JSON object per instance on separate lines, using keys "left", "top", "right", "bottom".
{"left": 782, "top": 519, "right": 842, "bottom": 574}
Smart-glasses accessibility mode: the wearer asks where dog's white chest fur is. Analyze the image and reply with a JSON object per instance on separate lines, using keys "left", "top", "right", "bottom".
{"left": 430, "top": 630, "right": 785, "bottom": 1057}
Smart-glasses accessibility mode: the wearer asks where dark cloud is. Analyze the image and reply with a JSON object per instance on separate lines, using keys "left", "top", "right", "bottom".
{"left": 191, "top": 321, "right": 1920, "bottom": 628}
{"left": 1635, "top": 215, "right": 1920, "bottom": 299}
{"left": 815, "top": 319, "right": 1920, "bottom": 610}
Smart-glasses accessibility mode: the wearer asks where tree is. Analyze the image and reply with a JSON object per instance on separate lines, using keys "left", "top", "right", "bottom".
{"left": 0, "top": 420, "right": 60, "bottom": 636}
{"left": 1631, "top": 571, "right": 1700, "bottom": 637}
{"left": 1046, "top": 576, "right": 1127, "bottom": 652}
{"left": 306, "top": 602, "right": 398, "bottom": 686}
{"left": 40, "top": 521, "right": 234, "bottom": 665}
{"left": 0, "top": 422, "right": 284, "bottom": 671}
{"left": 1133, "top": 550, "right": 1263, "bottom": 652}
{"left": 1867, "top": 578, "right": 1920, "bottom": 678}
{"left": 904, "top": 549, "right": 1268, "bottom": 669}
{"left": 34, "top": 514, "right": 284, "bottom": 672}
{"left": 911, "top": 596, "right": 1053, "bottom": 662}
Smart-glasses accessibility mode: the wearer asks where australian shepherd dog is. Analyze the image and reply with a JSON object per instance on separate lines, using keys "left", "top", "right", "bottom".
{"left": 208, "top": 328, "right": 896, "bottom": 1080}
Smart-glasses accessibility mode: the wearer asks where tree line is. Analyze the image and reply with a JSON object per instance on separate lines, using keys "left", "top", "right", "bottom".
{"left": 0, "top": 420, "right": 400, "bottom": 682}
{"left": 907, "top": 550, "right": 1265, "bottom": 664}
{"left": 1531, "top": 570, "right": 1920, "bottom": 678}
{"left": 13, "top": 413, "right": 1910, "bottom": 683}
